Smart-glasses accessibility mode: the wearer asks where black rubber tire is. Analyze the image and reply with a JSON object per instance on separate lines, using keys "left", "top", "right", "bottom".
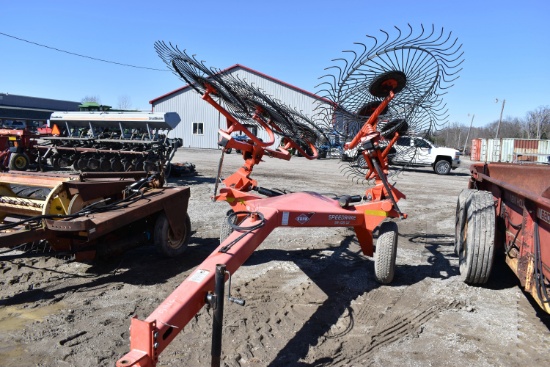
{"left": 434, "top": 159, "right": 452, "bottom": 175}
{"left": 219, "top": 209, "right": 237, "bottom": 244}
{"left": 10, "top": 185, "right": 50, "bottom": 199}
{"left": 458, "top": 190, "right": 495, "bottom": 284}
{"left": 374, "top": 221, "right": 398, "bottom": 284}
{"left": 154, "top": 212, "right": 191, "bottom": 257}
{"left": 455, "top": 189, "right": 475, "bottom": 255}
{"left": 9, "top": 153, "right": 29, "bottom": 171}
{"left": 225, "top": 148, "right": 233, "bottom": 154}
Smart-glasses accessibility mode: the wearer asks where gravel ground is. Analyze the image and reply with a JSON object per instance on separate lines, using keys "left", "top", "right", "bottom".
{"left": 0, "top": 148, "right": 548, "bottom": 367}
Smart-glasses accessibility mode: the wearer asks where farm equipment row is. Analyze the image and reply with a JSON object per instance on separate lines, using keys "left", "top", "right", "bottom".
{"left": 116, "top": 25, "right": 464, "bottom": 367}
{"left": 0, "top": 111, "right": 182, "bottom": 173}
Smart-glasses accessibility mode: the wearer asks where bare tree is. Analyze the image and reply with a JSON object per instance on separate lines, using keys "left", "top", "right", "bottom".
{"left": 525, "top": 106, "right": 550, "bottom": 139}
{"left": 117, "top": 95, "right": 133, "bottom": 110}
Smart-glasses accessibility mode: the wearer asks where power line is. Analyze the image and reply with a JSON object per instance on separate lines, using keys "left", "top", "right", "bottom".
{"left": 0, "top": 31, "right": 168, "bottom": 72}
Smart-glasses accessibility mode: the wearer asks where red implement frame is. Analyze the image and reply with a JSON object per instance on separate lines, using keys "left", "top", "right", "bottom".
{"left": 468, "top": 163, "right": 550, "bottom": 313}
{"left": 117, "top": 86, "right": 406, "bottom": 367}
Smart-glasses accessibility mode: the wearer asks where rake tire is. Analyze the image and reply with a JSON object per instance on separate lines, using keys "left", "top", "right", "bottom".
{"left": 375, "top": 221, "right": 398, "bottom": 284}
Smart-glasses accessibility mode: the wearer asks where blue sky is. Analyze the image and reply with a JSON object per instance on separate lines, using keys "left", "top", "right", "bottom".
{"left": 1, "top": 0, "right": 548, "bottom": 128}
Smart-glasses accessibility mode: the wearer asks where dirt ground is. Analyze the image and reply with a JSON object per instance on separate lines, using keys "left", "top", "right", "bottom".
{"left": 0, "top": 148, "right": 549, "bottom": 367}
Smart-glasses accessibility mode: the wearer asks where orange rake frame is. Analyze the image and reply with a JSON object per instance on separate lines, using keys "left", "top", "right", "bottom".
{"left": 117, "top": 78, "right": 406, "bottom": 367}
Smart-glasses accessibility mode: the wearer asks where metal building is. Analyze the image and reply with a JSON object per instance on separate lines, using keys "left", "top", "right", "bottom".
{"left": 150, "top": 64, "right": 328, "bottom": 149}
{"left": 0, "top": 93, "right": 79, "bottom": 126}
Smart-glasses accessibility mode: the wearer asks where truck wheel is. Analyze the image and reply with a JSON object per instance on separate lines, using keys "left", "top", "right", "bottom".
{"left": 375, "top": 221, "right": 398, "bottom": 284}
{"left": 220, "top": 209, "right": 237, "bottom": 244}
{"left": 154, "top": 212, "right": 191, "bottom": 257}
{"left": 9, "top": 153, "right": 30, "bottom": 171}
{"left": 434, "top": 159, "right": 451, "bottom": 175}
{"left": 455, "top": 189, "right": 475, "bottom": 255}
{"left": 458, "top": 190, "right": 495, "bottom": 284}
{"left": 225, "top": 148, "right": 233, "bottom": 154}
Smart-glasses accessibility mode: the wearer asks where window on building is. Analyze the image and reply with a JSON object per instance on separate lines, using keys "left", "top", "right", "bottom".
{"left": 193, "top": 122, "right": 204, "bottom": 135}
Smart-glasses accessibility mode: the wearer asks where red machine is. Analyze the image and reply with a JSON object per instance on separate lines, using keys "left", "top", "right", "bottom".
{"left": 117, "top": 26, "right": 463, "bottom": 366}
{"left": 117, "top": 60, "right": 407, "bottom": 367}
{"left": 0, "top": 128, "right": 39, "bottom": 171}
{"left": 456, "top": 163, "right": 550, "bottom": 313}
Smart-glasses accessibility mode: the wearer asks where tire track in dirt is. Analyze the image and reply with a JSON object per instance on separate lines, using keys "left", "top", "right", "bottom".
{"left": 302, "top": 214, "right": 461, "bottom": 367}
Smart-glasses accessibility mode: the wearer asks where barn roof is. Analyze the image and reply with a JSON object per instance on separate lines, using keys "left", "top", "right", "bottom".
{"left": 149, "top": 64, "right": 327, "bottom": 105}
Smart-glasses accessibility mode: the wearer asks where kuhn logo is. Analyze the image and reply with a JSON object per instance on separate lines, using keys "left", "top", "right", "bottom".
{"left": 295, "top": 212, "right": 314, "bottom": 224}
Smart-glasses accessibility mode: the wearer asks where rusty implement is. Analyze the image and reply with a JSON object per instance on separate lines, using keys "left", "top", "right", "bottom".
{"left": 0, "top": 171, "right": 191, "bottom": 260}
{"left": 456, "top": 163, "right": 550, "bottom": 313}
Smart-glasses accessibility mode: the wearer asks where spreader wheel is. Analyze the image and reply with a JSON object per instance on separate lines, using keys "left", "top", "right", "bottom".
{"left": 154, "top": 212, "right": 191, "bottom": 257}
{"left": 457, "top": 190, "right": 495, "bottom": 284}
{"left": 455, "top": 189, "right": 475, "bottom": 255}
{"left": 9, "top": 153, "right": 30, "bottom": 171}
{"left": 374, "top": 221, "right": 398, "bottom": 284}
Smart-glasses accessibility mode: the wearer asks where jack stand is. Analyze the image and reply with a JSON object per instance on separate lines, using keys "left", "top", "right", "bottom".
{"left": 206, "top": 265, "right": 246, "bottom": 367}
{"left": 207, "top": 264, "right": 226, "bottom": 367}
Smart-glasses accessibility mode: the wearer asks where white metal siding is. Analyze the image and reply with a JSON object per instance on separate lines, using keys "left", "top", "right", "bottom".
{"left": 152, "top": 66, "right": 326, "bottom": 150}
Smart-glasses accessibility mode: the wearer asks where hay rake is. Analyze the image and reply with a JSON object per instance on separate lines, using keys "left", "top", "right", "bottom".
{"left": 314, "top": 24, "right": 464, "bottom": 182}
{"left": 117, "top": 25, "right": 462, "bottom": 367}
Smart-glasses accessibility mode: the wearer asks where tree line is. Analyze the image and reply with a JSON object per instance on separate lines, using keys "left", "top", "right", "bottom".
{"left": 432, "top": 106, "right": 550, "bottom": 152}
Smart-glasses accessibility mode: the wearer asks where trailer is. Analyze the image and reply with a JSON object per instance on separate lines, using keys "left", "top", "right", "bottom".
{"left": 0, "top": 171, "right": 191, "bottom": 260}
{"left": 456, "top": 162, "right": 550, "bottom": 313}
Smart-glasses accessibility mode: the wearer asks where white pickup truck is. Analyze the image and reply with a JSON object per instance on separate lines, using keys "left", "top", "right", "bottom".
{"left": 344, "top": 135, "right": 461, "bottom": 175}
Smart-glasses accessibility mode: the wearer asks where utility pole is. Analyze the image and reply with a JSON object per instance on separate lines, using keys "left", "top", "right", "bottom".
{"left": 495, "top": 99, "right": 505, "bottom": 139}
{"left": 463, "top": 114, "right": 474, "bottom": 155}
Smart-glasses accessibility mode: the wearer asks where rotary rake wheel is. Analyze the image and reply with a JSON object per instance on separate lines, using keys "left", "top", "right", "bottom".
{"left": 315, "top": 24, "right": 464, "bottom": 183}
{"left": 155, "top": 41, "right": 328, "bottom": 192}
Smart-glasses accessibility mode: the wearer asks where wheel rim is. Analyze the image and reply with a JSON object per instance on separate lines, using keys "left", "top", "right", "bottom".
{"left": 14, "top": 156, "right": 27, "bottom": 169}
{"left": 167, "top": 224, "right": 186, "bottom": 249}
{"left": 436, "top": 161, "right": 450, "bottom": 174}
